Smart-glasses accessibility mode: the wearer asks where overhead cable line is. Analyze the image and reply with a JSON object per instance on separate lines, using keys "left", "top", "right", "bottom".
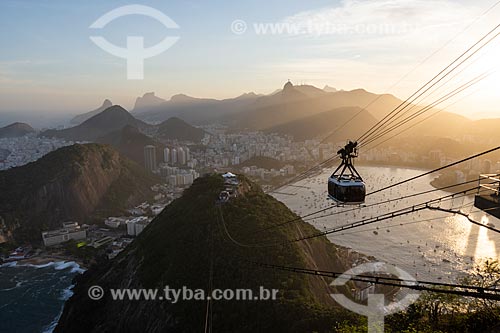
{"left": 358, "top": 24, "right": 500, "bottom": 144}
{"left": 359, "top": 71, "right": 494, "bottom": 149}
{"left": 318, "top": 0, "right": 500, "bottom": 145}
{"left": 219, "top": 186, "right": 495, "bottom": 248}
{"left": 248, "top": 261, "right": 500, "bottom": 301}
{"left": 259, "top": 145, "right": 500, "bottom": 234}
{"left": 366, "top": 145, "right": 500, "bottom": 197}
{"left": 254, "top": 178, "right": 490, "bottom": 235}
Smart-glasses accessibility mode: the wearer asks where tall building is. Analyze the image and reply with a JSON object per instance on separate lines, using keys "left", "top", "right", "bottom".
{"left": 163, "top": 147, "right": 170, "bottom": 163}
{"left": 178, "top": 147, "right": 186, "bottom": 165}
{"left": 171, "top": 148, "right": 178, "bottom": 164}
{"left": 144, "top": 145, "right": 157, "bottom": 172}
{"left": 185, "top": 147, "right": 190, "bottom": 161}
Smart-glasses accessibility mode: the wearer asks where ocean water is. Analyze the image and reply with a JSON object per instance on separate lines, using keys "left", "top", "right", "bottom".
{"left": 274, "top": 166, "right": 500, "bottom": 282}
{"left": 0, "top": 261, "right": 84, "bottom": 333}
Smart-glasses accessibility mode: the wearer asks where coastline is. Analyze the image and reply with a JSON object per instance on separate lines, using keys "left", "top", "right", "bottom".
{"left": 0, "top": 255, "right": 83, "bottom": 333}
{"left": 2, "top": 255, "right": 87, "bottom": 272}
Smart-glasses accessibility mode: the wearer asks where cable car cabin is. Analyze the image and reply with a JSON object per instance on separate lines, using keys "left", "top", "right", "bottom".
{"left": 328, "top": 175, "right": 366, "bottom": 204}
{"left": 327, "top": 141, "right": 366, "bottom": 205}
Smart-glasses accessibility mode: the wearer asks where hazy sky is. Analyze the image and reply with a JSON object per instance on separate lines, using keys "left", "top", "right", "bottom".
{"left": 0, "top": 0, "right": 499, "bottom": 119}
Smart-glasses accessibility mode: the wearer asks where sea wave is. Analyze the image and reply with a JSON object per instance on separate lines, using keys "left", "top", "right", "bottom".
{"left": 59, "top": 284, "right": 75, "bottom": 301}
{"left": 1, "top": 261, "right": 85, "bottom": 274}
{"left": 0, "top": 261, "right": 18, "bottom": 268}
{"left": 1, "top": 260, "right": 83, "bottom": 333}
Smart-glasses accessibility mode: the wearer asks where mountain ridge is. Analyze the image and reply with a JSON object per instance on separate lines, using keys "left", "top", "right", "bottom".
{"left": 54, "top": 174, "right": 361, "bottom": 332}
{"left": 41, "top": 105, "right": 150, "bottom": 142}
{"left": 0, "top": 143, "right": 158, "bottom": 242}
{"left": 0, "top": 122, "right": 35, "bottom": 138}
{"left": 157, "top": 117, "right": 206, "bottom": 142}
{"left": 266, "top": 106, "right": 378, "bottom": 142}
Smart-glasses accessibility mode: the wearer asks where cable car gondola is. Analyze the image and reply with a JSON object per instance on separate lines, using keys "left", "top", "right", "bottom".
{"left": 328, "top": 141, "right": 366, "bottom": 205}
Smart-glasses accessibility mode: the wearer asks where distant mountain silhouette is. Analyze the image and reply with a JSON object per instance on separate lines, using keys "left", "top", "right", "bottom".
{"left": 41, "top": 105, "right": 150, "bottom": 141}
{"left": 226, "top": 84, "right": 401, "bottom": 131}
{"left": 133, "top": 92, "right": 261, "bottom": 124}
{"left": 456, "top": 117, "right": 500, "bottom": 141}
{"left": 0, "top": 122, "right": 35, "bottom": 138}
{"left": 133, "top": 82, "right": 403, "bottom": 130}
{"left": 323, "top": 85, "right": 337, "bottom": 93}
{"left": 70, "top": 99, "right": 112, "bottom": 125}
{"left": 290, "top": 83, "right": 328, "bottom": 98}
{"left": 157, "top": 117, "right": 206, "bottom": 142}
{"left": 389, "top": 112, "right": 500, "bottom": 150}
{"left": 267, "top": 106, "right": 377, "bottom": 142}
{"left": 133, "top": 92, "right": 167, "bottom": 112}
{"left": 133, "top": 82, "right": 342, "bottom": 125}
{"left": 96, "top": 125, "right": 165, "bottom": 166}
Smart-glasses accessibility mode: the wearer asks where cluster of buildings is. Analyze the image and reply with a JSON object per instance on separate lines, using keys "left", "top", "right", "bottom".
{"left": 104, "top": 215, "right": 154, "bottom": 236}
{"left": 41, "top": 222, "right": 87, "bottom": 247}
{"left": 159, "top": 166, "right": 200, "bottom": 186}
{"left": 0, "top": 135, "right": 74, "bottom": 170}
{"left": 144, "top": 144, "right": 200, "bottom": 186}
{"left": 40, "top": 199, "right": 166, "bottom": 250}
{"left": 125, "top": 216, "right": 151, "bottom": 236}
{"left": 219, "top": 172, "right": 241, "bottom": 202}
{"left": 360, "top": 147, "right": 500, "bottom": 174}
{"left": 197, "top": 132, "right": 338, "bottom": 168}
{"left": 38, "top": 196, "right": 171, "bottom": 261}
{"left": 144, "top": 145, "right": 193, "bottom": 172}
{"left": 162, "top": 146, "right": 191, "bottom": 165}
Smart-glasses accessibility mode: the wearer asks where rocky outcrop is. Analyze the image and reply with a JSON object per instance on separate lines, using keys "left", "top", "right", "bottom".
{"left": 0, "top": 144, "right": 158, "bottom": 242}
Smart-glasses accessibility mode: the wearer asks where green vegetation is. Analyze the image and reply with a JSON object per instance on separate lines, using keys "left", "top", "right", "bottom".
{"left": 60, "top": 239, "right": 103, "bottom": 266}
{"left": 237, "top": 156, "right": 287, "bottom": 169}
{"left": 0, "top": 143, "right": 159, "bottom": 243}
{"left": 54, "top": 175, "right": 500, "bottom": 332}
{"left": 342, "top": 260, "right": 500, "bottom": 333}
{"left": 55, "top": 174, "right": 361, "bottom": 332}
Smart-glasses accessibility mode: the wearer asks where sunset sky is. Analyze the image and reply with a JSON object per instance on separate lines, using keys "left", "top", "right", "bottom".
{"left": 0, "top": 0, "right": 499, "bottom": 119}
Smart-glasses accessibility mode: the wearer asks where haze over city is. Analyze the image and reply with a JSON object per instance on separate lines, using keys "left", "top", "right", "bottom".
{"left": 1, "top": 0, "right": 500, "bottom": 120}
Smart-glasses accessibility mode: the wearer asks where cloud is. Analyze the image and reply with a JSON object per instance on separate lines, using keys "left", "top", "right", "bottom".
{"left": 281, "top": 0, "right": 482, "bottom": 39}
{"left": 259, "top": 0, "right": 497, "bottom": 90}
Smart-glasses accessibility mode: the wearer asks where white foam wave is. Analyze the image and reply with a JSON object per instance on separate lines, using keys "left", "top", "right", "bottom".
{"left": 59, "top": 284, "right": 75, "bottom": 301}
{"left": 0, "top": 261, "right": 18, "bottom": 268}
{"left": 1, "top": 260, "right": 85, "bottom": 274}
